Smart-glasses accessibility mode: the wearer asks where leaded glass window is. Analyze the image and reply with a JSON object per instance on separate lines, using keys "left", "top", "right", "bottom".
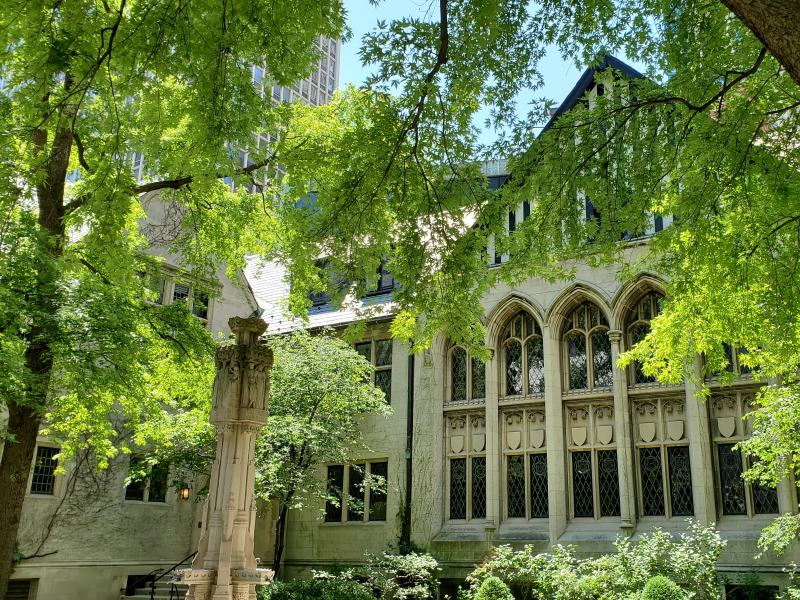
{"left": 668, "top": 446, "right": 694, "bottom": 516}
{"left": 718, "top": 444, "right": 747, "bottom": 515}
{"left": 507, "top": 455, "right": 526, "bottom": 518}
{"left": 712, "top": 392, "right": 779, "bottom": 518}
{"left": 591, "top": 332, "right": 613, "bottom": 388}
{"left": 572, "top": 451, "right": 594, "bottom": 517}
{"left": 627, "top": 292, "right": 663, "bottom": 385}
{"left": 448, "top": 346, "right": 485, "bottom": 403}
{"left": 567, "top": 333, "right": 588, "bottom": 389}
{"left": 639, "top": 447, "right": 664, "bottom": 516}
{"left": 450, "top": 458, "right": 467, "bottom": 519}
{"left": 598, "top": 450, "right": 620, "bottom": 517}
{"left": 30, "top": 446, "right": 58, "bottom": 495}
{"left": 634, "top": 399, "right": 694, "bottom": 518}
{"left": 529, "top": 454, "right": 549, "bottom": 518}
{"left": 501, "top": 311, "right": 545, "bottom": 398}
{"left": 505, "top": 341, "right": 523, "bottom": 395}
{"left": 472, "top": 457, "right": 487, "bottom": 519}
{"left": 563, "top": 302, "right": 610, "bottom": 391}
{"left": 527, "top": 337, "right": 545, "bottom": 394}
{"left": 452, "top": 347, "right": 468, "bottom": 402}
{"left": 471, "top": 357, "right": 486, "bottom": 400}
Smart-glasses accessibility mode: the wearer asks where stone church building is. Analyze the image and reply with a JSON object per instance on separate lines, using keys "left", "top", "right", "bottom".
{"left": 5, "top": 56, "right": 799, "bottom": 600}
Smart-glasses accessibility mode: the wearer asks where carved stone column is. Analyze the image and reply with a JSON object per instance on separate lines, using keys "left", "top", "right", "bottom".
{"left": 180, "top": 317, "right": 275, "bottom": 600}
{"left": 485, "top": 346, "right": 499, "bottom": 537}
{"left": 542, "top": 324, "right": 567, "bottom": 544}
{"left": 608, "top": 330, "right": 635, "bottom": 532}
{"left": 685, "top": 354, "right": 716, "bottom": 524}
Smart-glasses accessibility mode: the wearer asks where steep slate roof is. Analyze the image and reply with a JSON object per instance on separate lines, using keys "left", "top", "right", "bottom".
{"left": 541, "top": 54, "right": 644, "bottom": 134}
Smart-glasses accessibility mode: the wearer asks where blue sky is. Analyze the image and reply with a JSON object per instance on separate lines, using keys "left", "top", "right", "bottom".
{"left": 338, "top": 0, "right": 646, "bottom": 143}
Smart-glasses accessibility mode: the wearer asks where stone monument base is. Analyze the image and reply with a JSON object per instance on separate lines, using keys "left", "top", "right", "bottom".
{"left": 179, "top": 567, "right": 274, "bottom": 600}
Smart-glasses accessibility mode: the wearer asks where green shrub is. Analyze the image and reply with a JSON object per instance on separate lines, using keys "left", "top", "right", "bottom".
{"left": 311, "top": 552, "right": 441, "bottom": 600}
{"left": 641, "top": 576, "right": 687, "bottom": 600}
{"left": 257, "top": 578, "right": 374, "bottom": 600}
{"left": 465, "top": 522, "right": 725, "bottom": 600}
{"left": 474, "top": 577, "right": 514, "bottom": 600}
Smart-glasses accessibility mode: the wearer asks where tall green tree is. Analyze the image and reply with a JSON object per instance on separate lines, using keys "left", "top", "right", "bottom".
{"left": 0, "top": 1, "right": 344, "bottom": 594}
{"left": 3, "top": 0, "right": 800, "bottom": 594}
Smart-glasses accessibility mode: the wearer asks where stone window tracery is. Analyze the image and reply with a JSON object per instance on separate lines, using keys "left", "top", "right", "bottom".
{"left": 633, "top": 398, "right": 694, "bottom": 518}
{"left": 626, "top": 292, "right": 663, "bottom": 385}
{"left": 448, "top": 346, "right": 486, "bottom": 404}
{"left": 563, "top": 302, "right": 612, "bottom": 392}
{"left": 501, "top": 408, "right": 548, "bottom": 520}
{"left": 501, "top": 311, "right": 545, "bottom": 399}
{"left": 711, "top": 392, "right": 779, "bottom": 517}
{"left": 446, "top": 414, "right": 487, "bottom": 521}
{"left": 566, "top": 403, "right": 620, "bottom": 519}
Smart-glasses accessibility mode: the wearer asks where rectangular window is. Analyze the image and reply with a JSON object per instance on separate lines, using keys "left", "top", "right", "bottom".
{"left": 368, "top": 461, "right": 388, "bottom": 521}
{"left": 125, "top": 456, "right": 169, "bottom": 503}
{"left": 30, "top": 446, "right": 58, "bottom": 495}
{"left": 347, "top": 464, "right": 365, "bottom": 521}
{"left": 325, "top": 465, "right": 344, "bottom": 522}
{"left": 450, "top": 458, "right": 467, "bottom": 519}
{"left": 529, "top": 453, "right": 549, "bottom": 518}
{"left": 667, "top": 445, "right": 694, "bottom": 516}
{"left": 506, "top": 455, "right": 525, "bottom": 518}
{"left": 146, "top": 274, "right": 165, "bottom": 304}
{"left": 325, "top": 461, "right": 388, "bottom": 523}
{"left": 639, "top": 446, "right": 665, "bottom": 516}
{"left": 712, "top": 392, "right": 778, "bottom": 517}
{"left": 571, "top": 451, "right": 594, "bottom": 517}
{"left": 173, "top": 283, "right": 189, "bottom": 303}
{"left": 471, "top": 457, "right": 487, "bottom": 519}
{"left": 597, "top": 449, "right": 620, "bottom": 516}
{"left": 356, "top": 339, "right": 392, "bottom": 403}
{"left": 192, "top": 290, "right": 209, "bottom": 320}
{"left": 523, "top": 200, "right": 531, "bottom": 220}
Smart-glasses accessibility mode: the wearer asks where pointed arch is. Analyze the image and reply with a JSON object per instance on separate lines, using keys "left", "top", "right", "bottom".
{"left": 610, "top": 273, "right": 667, "bottom": 328}
{"left": 485, "top": 293, "right": 546, "bottom": 346}
{"left": 545, "top": 282, "right": 613, "bottom": 334}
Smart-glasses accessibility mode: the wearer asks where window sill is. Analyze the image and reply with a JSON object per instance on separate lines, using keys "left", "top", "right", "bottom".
{"left": 319, "top": 520, "right": 388, "bottom": 527}
{"left": 123, "top": 499, "right": 171, "bottom": 507}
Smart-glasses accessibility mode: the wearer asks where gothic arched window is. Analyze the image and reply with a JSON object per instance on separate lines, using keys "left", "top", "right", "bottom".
{"left": 501, "top": 311, "right": 545, "bottom": 398}
{"left": 449, "top": 346, "right": 486, "bottom": 403}
{"left": 563, "top": 302, "right": 612, "bottom": 391}
{"left": 627, "top": 292, "right": 663, "bottom": 385}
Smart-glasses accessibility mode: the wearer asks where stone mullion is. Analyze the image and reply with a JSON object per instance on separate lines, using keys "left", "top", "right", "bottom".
{"left": 485, "top": 345, "right": 499, "bottom": 543}
{"left": 685, "top": 354, "right": 716, "bottom": 524}
{"left": 543, "top": 324, "right": 566, "bottom": 544}
{"left": 608, "top": 330, "right": 635, "bottom": 531}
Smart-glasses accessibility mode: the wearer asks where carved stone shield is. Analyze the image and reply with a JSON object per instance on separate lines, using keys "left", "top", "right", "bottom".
{"left": 507, "top": 431, "right": 522, "bottom": 450}
{"left": 667, "top": 420, "right": 684, "bottom": 441}
{"left": 450, "top": 435, "right": 464, "bottom": 454}
{"left": 639, "top": 422, "right": 657, "bottom": 443}
{"left": 571, "top": 426, "right": 587, "bottom": 446}
{"left": 597, "top": 424, "right": 614, "bottom": 445}
{"left": 472, "top": 433, "right": 486, "bottom": 452}
{"left": 529, "top": 428, "right": 545, "bottom": 449}
{"left": 717, "top": 416, "right": 736, "bottom": 438}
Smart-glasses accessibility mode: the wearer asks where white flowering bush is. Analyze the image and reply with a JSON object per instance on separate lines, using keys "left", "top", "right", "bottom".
{"left": 464, "top": 522, "right": 725, "bottom": 600}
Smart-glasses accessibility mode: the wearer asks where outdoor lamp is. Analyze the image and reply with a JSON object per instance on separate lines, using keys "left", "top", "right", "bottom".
{"left": 179, "top": 486, "right": 191, "bottom": 500}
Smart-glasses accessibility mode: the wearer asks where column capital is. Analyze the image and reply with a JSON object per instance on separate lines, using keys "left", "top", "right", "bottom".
{"left": 608, "top": 329, "right": 623, "bottom": 344}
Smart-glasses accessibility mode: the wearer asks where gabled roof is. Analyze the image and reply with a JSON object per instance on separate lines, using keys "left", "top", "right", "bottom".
{"left": 540, "top": 54, "right": 644, "bottom": 135}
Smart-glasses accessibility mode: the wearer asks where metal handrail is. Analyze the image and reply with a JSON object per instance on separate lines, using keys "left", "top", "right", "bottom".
{"left": 149, "top": 551, "right": 198, "bottom": 600}
{"left": 126, "top": 568, "right": 163, "bottom": 596}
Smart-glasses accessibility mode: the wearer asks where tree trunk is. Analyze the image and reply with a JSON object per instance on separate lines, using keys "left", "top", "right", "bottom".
{"left": 0, "top": 112, "right": 71, "bottom": 597}
{"left": 272, "top": 503, "right": 290, "bottom": 577}
{"left": 0, "top": 405, "right": 43, "bottom": 598}
{"left": 720, "top": 0, "right": 800, "bottom": 86}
